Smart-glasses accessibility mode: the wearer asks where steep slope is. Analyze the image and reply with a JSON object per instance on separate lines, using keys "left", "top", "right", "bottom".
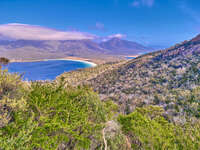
{"left": 191, "top": 34, "right": 200, "bottom": 42}
{"left": 100, "top": 38, "right": 152, "bottom": 55}
{"left": 82, "top": 35, "right": 200, "bottom": 121}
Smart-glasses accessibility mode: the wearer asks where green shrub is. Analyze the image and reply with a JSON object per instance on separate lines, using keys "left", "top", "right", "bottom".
{"left": 0, "top": 80, "right": 110, "bottom": 149}
{"left": 0, "top": 69, "right": 25, "bottom": 99}
{"left": 118, "top": 106, "right": 200, "bottom": 150}
{"left": 0, "top": 69, "right": 26, "bottom": 129}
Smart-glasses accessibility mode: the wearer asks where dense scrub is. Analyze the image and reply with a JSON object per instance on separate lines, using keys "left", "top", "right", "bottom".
{"left": 0, "top": 69, "right": 26, "bottom": 128}
{"left": 1, "top": 68, "right": 199, "bottom": 149}
{"left": 1, "top": 37, "right": 200, "bottom": 149}
{"left": 118, "top": 106, "right": 200, "bottom": 150}
{"left": 57, "top": 61, "right": 126, "bottom": 87}
{"left": 85, "top": 40, "right": 200, "bottom": 122}
{"left": 0, "top": 70, "right": 121, "bottom": 149}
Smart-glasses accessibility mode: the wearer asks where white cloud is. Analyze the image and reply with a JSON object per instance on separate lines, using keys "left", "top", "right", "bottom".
{"left": 0, "top": 23, "right": 96, "bottom": 40}
{"left": 108, "top": 33, "right": 126, "bottom": 39}
{"left": 132, "top": 0, "right": 155, "bottom": 7}
{"left": 100, "top": 33, "right": 126, "bottom": 42}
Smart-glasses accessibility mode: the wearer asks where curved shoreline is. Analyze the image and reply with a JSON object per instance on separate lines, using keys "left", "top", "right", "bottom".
{"left": 10, "top": 58, "right": 97, "bottom": 67}
{"left": 44, "top": 58, "right": 97, "bottom": 67}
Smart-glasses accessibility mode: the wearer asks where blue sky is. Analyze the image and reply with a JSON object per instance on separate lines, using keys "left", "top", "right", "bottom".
{"left": 0, "top": 0, "right": 200, "bottom": 48}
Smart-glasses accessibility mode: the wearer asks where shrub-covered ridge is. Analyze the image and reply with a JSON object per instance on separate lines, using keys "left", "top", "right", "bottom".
{"left": 1, "top": 35, "right": 200, "bottom": 149}
{"left": 0, "top": 71, "right": 121, "bottom": 149}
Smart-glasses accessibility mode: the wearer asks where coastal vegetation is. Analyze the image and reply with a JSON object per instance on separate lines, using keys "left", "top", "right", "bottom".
{"left": 0, "top": 35, "right": 200, "bottom": 149}
{"left": 119, "top": 106, "right": 200, "bottom": 150}
{"left": 57, "top": 61, "right": 126, "bottom": 87}
{"left": 0, "top": 69, "right": 199, "bottom": 149}
{"left": 0, "top": 57, "right": 9, "bottom": 69}
{"left": 85, "top": 39, "right": 200, "bottom": 122}
{"left": 0, "top": 70, "right": 119, "bottom": 149}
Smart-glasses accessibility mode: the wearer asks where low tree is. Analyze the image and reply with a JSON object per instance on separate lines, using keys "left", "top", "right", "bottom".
{"left": 0, "top": 57, "right": 9, "bottom": 69}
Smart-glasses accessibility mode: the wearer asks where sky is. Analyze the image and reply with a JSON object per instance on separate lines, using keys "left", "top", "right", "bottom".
{"left": 0, "top": 0, "right": 200, "bottom": 48}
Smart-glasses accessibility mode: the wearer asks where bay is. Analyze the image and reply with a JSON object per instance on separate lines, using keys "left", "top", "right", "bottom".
{"left": 4, "top": 60, "right": 95, "bottom": 81}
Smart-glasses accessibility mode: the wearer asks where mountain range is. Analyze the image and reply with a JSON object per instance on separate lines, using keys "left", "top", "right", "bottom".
{"left": 0, "top": 38, "right": 152, "bottom": 62}
{"left": 100, "top": 38, "right": 152, "bottom": 55}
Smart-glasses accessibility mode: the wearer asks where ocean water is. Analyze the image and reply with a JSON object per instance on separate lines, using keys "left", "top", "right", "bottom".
{"left": 4, "top": 60, "right": 93, "bottom": 81}
{"left": 126, "top": 56, "right": 137, "bottom": 59}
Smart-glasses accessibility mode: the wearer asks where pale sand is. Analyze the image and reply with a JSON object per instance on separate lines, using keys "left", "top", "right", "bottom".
{"left": 44, "top": 58, "right": 97, "bottom": 67}
{"left": 125, "top": 55, "right": 140, "bottom": 58}
{"left": 10, "top": 57, "right": 97, "bottom": 67}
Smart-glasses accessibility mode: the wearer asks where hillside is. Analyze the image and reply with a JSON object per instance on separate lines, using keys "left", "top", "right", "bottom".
{"left": 83, "top": 35, "right": 200, "bottom": 121}
{"left": 0, "top": 40, "right": 116, "bottom": 62}
{"left": 0, "top": 38, "right": 151, "bottom": 62}
{"left": 100, "top": 38, "right": 152, "bottom": 55}
{"left": 58, "top": 34, "right": 200, "bottom": 121}
{"left": 0, "top": 34, "right": 200, "bottom": 149}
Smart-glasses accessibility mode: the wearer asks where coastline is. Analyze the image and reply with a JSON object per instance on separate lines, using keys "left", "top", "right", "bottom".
{"left": 10, "top": 57, "right": 97, "bottom": 67}
{"left": 125, "top": 55, "right": 140, "bottom": 58}
{"left": 45, "top": 58, "right": 97, "bottom": 67}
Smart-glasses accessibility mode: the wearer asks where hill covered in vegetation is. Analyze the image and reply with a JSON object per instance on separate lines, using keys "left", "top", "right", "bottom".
{"left": 84, "top": 35, "right": 200, "bottom": 122}
{"left": 0, "top": 34, "right": 200, "bottom": 150}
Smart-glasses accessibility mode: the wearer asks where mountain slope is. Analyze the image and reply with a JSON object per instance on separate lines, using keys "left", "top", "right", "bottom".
{"left": 0, "top": 38, "right": 152, "bottom": 61}
{"left": 79, "top": 35, "right": 200, "bottom": 121}
{"left": 1, "top": 35, "right": 200, "bottom": 150}
{"left": 100, "top": 38, "right": 152, "bottom": 55}
{"left": 191, "top": 34, "right": 200, "bottom": 42}
{"left": 0, "top": 39, "right": 117, "bottom": 62}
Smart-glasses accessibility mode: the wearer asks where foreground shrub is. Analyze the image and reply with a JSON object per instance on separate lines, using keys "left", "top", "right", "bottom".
{"left": 0, "top": 57, "right": 9, "bottom": 68}
{"left": 0, "top": 81, "right": 109, "bottom": 149}
{"left": 118, "top": 106, "right": 200, "bottom": 150}
{"left": 0, "top": 69, "right": 26, "bottom": 129}
{"left": 0, "top": 69, "right": 24, "bottom": 99}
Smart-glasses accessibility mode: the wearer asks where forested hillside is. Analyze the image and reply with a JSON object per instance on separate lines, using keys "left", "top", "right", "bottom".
{"left": 85, "top": 35, "right": 200, "bottom": 122}
{"left": 0, "top": 34, "right": 200, "bottom": 150}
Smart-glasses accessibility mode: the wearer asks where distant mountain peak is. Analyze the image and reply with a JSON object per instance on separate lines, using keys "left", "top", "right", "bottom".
{"left": 109, "top": 37, "right": 122, "bottom": 41}
{"left": 100, "top": 38, "right": 152, "bottom": 55}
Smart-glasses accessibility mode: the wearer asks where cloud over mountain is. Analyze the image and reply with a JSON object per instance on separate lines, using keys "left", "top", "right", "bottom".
{"left": 0, "top": 23, "right": 96, "bottom": 40}
{"left": 108, "top": 33, "right": 126, "bottom": 39}
{"left": 100, "top": 34, "right": 126, "bottom": 42}
{"left": 0, "top": 23, "right": 129, "bottom": 43}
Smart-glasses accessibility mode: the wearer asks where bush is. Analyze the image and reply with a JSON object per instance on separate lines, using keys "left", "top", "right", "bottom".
{"left": 0, "top": 69, "right": 26, "bottom": 129}
{"left": 118, "top": 106, "right": 200, "bottom": 150}
{"left": 0, "top": 57, "right": 9, "bottom": 66}
{"left": 0, "top": 70, "right": 25, "bottom": 99}
{"left": 0, "top": 80, "right": 111, "bottom": 149}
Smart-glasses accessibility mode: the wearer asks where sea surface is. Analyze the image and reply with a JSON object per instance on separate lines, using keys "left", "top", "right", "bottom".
{"left": 4, "top": 60, "right": 94, "bottom": 81}
{"left": 126, "top": 56, "right": 137, "bottom": 59}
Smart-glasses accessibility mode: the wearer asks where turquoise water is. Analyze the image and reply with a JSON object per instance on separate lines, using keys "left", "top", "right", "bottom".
{"left": 126, "top": 56, "right": 137, "bottom": 59}
{"left": 4, "top": 60, "right": 93, "bottom": 81}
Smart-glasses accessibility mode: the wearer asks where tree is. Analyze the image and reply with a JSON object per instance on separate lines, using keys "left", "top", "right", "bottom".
{"left": 0, "top": 57, "right": 9, "bottom": 69}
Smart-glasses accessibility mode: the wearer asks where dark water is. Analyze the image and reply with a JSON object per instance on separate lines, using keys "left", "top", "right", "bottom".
{"left": 4, "top": 60, "right": 93, "bottom": 81}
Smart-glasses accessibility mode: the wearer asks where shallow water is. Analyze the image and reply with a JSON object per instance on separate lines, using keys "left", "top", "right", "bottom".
{"left": 4, "top": 60, "right": 93, "bottom": 81}
{"left": 126, "top": 56, "right": 137, "bottom": 59}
